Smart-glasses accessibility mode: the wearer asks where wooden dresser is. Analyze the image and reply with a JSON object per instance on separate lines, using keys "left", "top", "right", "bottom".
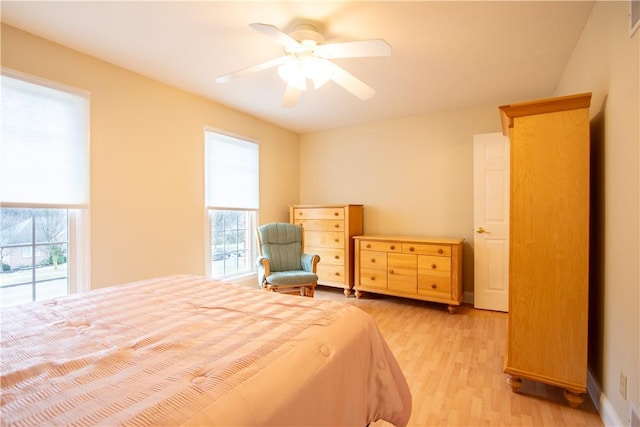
{"left": 289, "top": 205, "right": 363, "bottom": 296}
{"left": 353, "top": 235, "right": 464, "bottom": 313}
{"left": 499, "top": 93, "right": 591, "bottom": 407}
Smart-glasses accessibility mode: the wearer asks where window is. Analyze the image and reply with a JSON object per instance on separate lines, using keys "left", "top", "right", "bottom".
{"left": 205, "top": 131, "right": 258, "bottom": 279}
{"left": 1, "top": 208, "right": 70, "bottom": 306}
{"left": 209, "top": 210, "right": 252, "bottom": 277}
{"left": 0, "top": 70, "right": 90, "bottom": 307}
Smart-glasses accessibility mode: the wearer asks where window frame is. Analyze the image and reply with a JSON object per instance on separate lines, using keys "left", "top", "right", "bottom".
{"left": 204, "top": 129, "right": 259, "bottom": 280}
{"left": 0, "top": 68, "right": 91, "bottom": 305}
{"left": 0, "top": 207, "right": 90, "bottom": 306}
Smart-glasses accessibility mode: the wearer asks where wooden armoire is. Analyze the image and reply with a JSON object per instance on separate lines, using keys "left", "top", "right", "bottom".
{"left": 499, "top": 93, "right": 591, "bottom": 407}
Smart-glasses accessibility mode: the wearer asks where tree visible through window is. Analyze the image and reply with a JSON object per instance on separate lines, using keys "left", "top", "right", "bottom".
{"left": 0, "top": 208, "right": 69, "bottom": 306}
{"left": 210, "top": 210, "right": 251, "bottom": 276}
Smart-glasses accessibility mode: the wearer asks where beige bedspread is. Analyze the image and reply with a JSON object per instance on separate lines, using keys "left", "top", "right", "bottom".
{"left": 1, "top": 275, "right": 411, "bottom": 426}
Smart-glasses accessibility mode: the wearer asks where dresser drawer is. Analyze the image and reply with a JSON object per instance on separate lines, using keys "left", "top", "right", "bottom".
{"left": 317, "top": 263, "right": 345, "bottom": 284}
{"left": 388, "top": 253, "right": 417, "bottom": 274}
{"left": 359, "top": 268, "right": 387, "bottom": 289}
{"left": 305, "top": 231, "right": 344, "bottom": 248}
{"left": 359, "top": 240, "right": 401, "bottom": 252}
{"left": 360, "top": 250, "right": 387, "bottom": 270}
{"left": 388, "top": 274, "right": 417, "bottom": 293}
{"left": 295, "top": 219, "right": 344, "bottom": 232}
{"left": 293, "top": 208, "right": 344, "bottom": 220}
{"left": 388, "top": 253, "right": 417, "bottom": 293}
{"left": 418, "top": 274, "right": 452, "bottom": 296}
{"left": 311, "top": 247, "right": 345, "bottom": 266}
{"left": 418, "top": 255, "right": 451, "bottom": 275}
{"left": 402, "top": 243, "right": 451, "bottom": 257}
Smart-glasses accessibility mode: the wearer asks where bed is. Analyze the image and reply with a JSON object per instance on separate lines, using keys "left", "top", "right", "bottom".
{"left": 0, "top": 275, "right": 411, "bottom": 426}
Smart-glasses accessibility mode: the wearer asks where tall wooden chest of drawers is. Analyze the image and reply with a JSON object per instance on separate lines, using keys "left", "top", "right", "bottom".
{"left": 354, "top": 235, "right": 464, "bottom": 313}
{"left": 289, "top": 205, "right": 363, "bottom": 296}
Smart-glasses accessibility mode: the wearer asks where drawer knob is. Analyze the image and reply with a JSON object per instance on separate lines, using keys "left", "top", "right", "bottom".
{"left": 370, "top": 258, "right": 376, "bottom": 263}
{"left": 334, "top": 272, "right": 340, "bottom": 276}
{"left": 334, "top": 238, "right": 339, "bottom": 242}
{"left": 334, "top": 255, "right": 340, "bottom": 260}
{"left": 431, "top": 283, "right": 437, "bottom": 289}
{"left": 334, "top": 224, "right": 340, "bottom": 228}
{"left": 370, "top": 276, "right": 375, "bottom": 281}
{"left": 438, "top": 249, "right": 443, "bottom": 254}
{"left": 390, "top": 245, "right": 395, "bottom": 250}
{"left": 334, "top": 212, "right": 339, "bottom": 216}
{"left": 409, "top": 247, "right": 415, "bottom": 252}
{"left": 366, "top": 244, "right": 371, "bottom": 248}
{"left": 431, "top": 264, "right": 437, "bottom": 269}
{"left": 298, "top": 223, "right": 303, "bottom": 226}
{"left": 389, "top": 269, "right": 394, "bottom": 274}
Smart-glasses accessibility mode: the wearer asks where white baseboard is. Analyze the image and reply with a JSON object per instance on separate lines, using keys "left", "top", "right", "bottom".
{"left": 587, "top": 368, "right": 602, "bottom": 412}
{"left": 588, "top": 368, "right": 625, "bottom": 427}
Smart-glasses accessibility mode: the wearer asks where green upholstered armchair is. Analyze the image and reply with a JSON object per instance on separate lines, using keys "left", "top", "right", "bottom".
{"left": 256, "top": 223, "right": 320, "bottom": 297}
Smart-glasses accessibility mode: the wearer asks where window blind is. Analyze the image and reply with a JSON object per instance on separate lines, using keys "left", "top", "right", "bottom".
{"left": 1, "top": 71, "right": 90, "bottom": 208}
{"left": 205, "top": 131, "right": 259, "bottom": 210}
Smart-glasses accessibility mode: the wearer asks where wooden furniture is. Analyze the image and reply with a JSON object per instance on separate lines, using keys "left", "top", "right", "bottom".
{"left": 256, "top": 223, "right": 320, "bottom": 297}
{"left": 499, "top": 93, "right": 591, "bottom": 407}
{"left": 353, "top": 235, "right": 464, "bottom": 313}
{"left": 290, "top": 204, "right": 363, "bottom": 296}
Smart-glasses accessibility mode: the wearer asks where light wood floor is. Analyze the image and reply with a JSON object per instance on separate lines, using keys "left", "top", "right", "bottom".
{"left": 313, "top": 285, "right": 603, "bottom": 427}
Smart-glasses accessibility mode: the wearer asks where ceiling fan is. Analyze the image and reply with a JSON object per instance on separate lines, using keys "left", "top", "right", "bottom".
{"left": 216, "top": 22, "right": 391, "bottom": 107}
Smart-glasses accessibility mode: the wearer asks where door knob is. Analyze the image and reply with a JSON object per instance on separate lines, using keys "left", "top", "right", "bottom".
{"left": 476, "top": 227, "right": 491, "bottom": 234}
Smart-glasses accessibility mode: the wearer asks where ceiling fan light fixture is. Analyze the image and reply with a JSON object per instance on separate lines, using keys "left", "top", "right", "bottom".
{"left": 278, "top": 55, "right": 331, "bottom": 91}
{"left": 303, "top": 56, "right": 330, "bottom": 89}
{"left": 277, "top": 59, "right": 307, "bottom": 91}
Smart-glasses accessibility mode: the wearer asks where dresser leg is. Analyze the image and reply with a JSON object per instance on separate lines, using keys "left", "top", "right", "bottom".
{"left": 506, "top": 375, "right": 523, "bottom": 393}
{"left": 343, "top": 287, "right": 352, "bottom": 297}
{"left": 447, "top": 304, "right": 459, "bottom": 314}
{"left": 563, "top": 389, "right": 585, "bottom": 408}
{"left": 355, "top": 290, "right": 362, "bottom": 299}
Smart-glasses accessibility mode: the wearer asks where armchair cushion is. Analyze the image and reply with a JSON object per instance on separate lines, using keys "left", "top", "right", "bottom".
{"left": 266, "top": 271, "right": 318, "bottom": 286}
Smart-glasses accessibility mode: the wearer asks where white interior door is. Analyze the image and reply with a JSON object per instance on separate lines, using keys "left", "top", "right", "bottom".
{"left": 473, "top": 132, "right": 510, "bottom": 312}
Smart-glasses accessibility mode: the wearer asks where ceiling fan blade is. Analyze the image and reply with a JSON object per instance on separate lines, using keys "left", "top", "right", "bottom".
{"left": 216, "top": 56, "right": 288, "bottom": 83}
{"left": 316, "top": 39, "right": 391, "bottom": 58}
{"left": 249, "top": 23, "right": 301, "bottom": 49}
{"left": 324, "top": 61, "right": 376, "bottom": 100}
{"left": 282, "top": 84, "right": 301, "bottom": 108}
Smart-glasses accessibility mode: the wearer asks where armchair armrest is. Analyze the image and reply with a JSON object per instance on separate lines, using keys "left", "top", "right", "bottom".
{"left": 257, "top": 256, "right": 271, "bottom": 287}
{"left": 301, "top": 253, "right": 321, "bottom": 273}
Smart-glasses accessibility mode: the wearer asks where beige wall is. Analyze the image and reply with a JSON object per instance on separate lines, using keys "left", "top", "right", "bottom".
{"left": 300, "top": 102, "right": 501, "bottom": 296}
{"left": 554, "top": 2, "right": 639, "bottom": 424}
{"left": 1, "top": 24, "right": 300, "bottom": 289}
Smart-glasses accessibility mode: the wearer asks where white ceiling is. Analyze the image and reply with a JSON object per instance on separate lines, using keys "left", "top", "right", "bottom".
{"left": 1, "top": 1, "right": 594, "bottom": 134}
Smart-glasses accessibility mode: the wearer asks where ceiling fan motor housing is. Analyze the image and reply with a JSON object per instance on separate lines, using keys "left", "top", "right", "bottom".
{"left": 289, "top": 24, "right": 324, "bottom": 46}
